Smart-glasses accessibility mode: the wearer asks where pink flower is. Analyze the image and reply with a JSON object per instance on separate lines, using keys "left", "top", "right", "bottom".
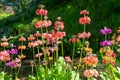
{"left": 42, "top": 33, "right": 52, "bottom": 39}
{"left": 35, "top": 53, "right": 43, "bottom": 58}
{"left": 80, "top": 10, "right": 89, "bottom": 15}
{"left": 54, "top": 21, "right": 64, "bottom": 30}
{"left": 84, "top": 69, "right": 93, "bottom": 78}
{"left": 78, "top": 32, "right": 91, "bottom": 39}
{"left": 79, "top": 16, "right": 91, "bottom": 24}
{"left": 28, "top": 40, "right": 42, "bottom": 48}
{"left": 65, "top": 56, "right": 71, "bottom": 62}
{"left": 43, "top": 20, "right": 52, "bottom": 28}
{"left": 34, "top": 21, "right": 43, "bottom": 28}
{"left": 35, "top": 9, "right": 48, "bottom": 16}
{"left": 0, "top": 51, "right": 10, "bottom": 62}
{"left": 69, "top": 37, "right": 76, "bottom": 43}
{"left": 93, "top": 69, "right": 99, "bottom": 77}
{"left": 34, "top": 31, "right": 41, "bottom": 37}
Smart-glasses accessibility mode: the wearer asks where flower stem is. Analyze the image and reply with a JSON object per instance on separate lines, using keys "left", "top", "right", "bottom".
{"left": 72, "top": 43, "right": 75, "bottom": 66}
{"left": 61, "top": 40, "right": 64, "bottom": 57}
{"left": 56, "top": 38, "right": 58, "bottom": 63}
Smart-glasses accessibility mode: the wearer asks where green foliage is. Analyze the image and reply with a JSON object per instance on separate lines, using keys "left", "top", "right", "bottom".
{"left": 29, "top": 57, "right": 80, "bottom": 80}
{"left": 0, "top": 72, "right": 12, "bottom": 80}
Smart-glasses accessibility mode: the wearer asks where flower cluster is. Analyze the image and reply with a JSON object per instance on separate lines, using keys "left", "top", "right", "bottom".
{"left": 83, "top": 55, "right": 98, "bottom": 66}
{"left": 78, "top": 32, "right": 91, "bottom": 39}
{"left": 54, "top": 18, "right": 64, "bottom": 31}
{"left": 35, "top": 5, "right": 47, "bottom": 16}
{"left": 79, "top": 10, "right": 91, "bottom": 25}
{"left": 34, "top": 19, "right": 52, "bottom": 28}
{"left": 100, "top": 27, "right": 112, "bottom": 35}
{"left": 100, "top": 40, "right": 113, "bottom": 46}
{"left": 6, "top": 58, "right": 21, "bottom": 68}
{"left": 84, "top": 69, "right": 99, "bottom": 78}
{"left": 102, "top": 49, "right": 117, "bottom": 66}
{"left": 0, "top": 51, "right": 10, "bottom": 62}
{"left": 1, "top": 36, "right": 9, "bottom": 47}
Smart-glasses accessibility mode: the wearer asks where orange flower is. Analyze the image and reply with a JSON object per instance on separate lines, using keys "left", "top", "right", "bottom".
{"left": 99, "top": 48, "right": 103, "bottom": 53}
{"left": 18, "top": 46, "right": 26, "bottom": 50}
{"left": 18, "top": 36, "right": 26, "bottom": 42}
{"left": 1, "top": 42, "right": 9, "bottom": 47}
{"left": 18, "top": 54, "right": 26, "bottom": 59}
{"left": 116, "top": 27, "right": 120, "bottom": 33}
{"left": 83, "top": 55, "right": 98, "bottom": 66}
{"left": 28, "top": 34, "right": 35, "bottom": 41}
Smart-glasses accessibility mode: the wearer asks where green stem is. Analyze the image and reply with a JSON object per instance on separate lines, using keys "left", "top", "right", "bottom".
{"left": 84, "top": 24, "right": 86, "bottom": 32}
{"left": 56, "top": 38, "right": 58, "bottom": 63}
{"left": 3, "top": 62, "right": 6, "bottom": 72}
{"left": 32, "top": 47, "right": 38, "bottom": 79}
{"left": 72, "top": 43, "right": 75, "bottom": 66}
{"left": 105, "top": 34, "right": 107, "bottom": 40}
{"left": 61, "top": 40, "right": 64, "bottom": 57}
{"left": 32, "top": 65, "right": 33, "bottom": 76}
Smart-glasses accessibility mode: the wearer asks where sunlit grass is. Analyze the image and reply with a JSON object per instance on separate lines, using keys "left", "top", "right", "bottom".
{"left": 0, "top": 13, "right": 13, "bottom": 20}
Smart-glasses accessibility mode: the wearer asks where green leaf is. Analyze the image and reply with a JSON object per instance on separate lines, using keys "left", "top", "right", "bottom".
{"left": 28, "top": 75, "right": 36, "bottom": 80}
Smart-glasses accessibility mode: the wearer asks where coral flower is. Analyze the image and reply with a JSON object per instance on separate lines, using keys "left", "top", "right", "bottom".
{"left": 65, "top": 56, "right": 71, "bottom": 63}
{"left": 0, "top": 51, "right": 10, "bottom": 62}
{"left": 18, "top": 46, "right": 26, "bottom": 50}
{"left": 35, "top": 9, "right": 48, "bottom": 16}
{"left": 83, "top": 55, "right": 98, "bottom": 66}
{"left": 54, "top": 21, "right": 64, "bottom": 31}
{"left": 28, "top": 34, "right": 36, "bottom": 41}
{"left": 1, "top": 42, "right": 9, "bottom": 47}
{"left": 43, "top": 20, "right": 52, "bottom": 28}
{"left": 18, "top": 36, "right": 26, "bottom": 42}
{"left": 34, "top": 20, "right": 43, "bottom": 28}
{"left": 84, "top": 69, "right": 93, "bottom": 78}
{"left": 80, "top": 10, "right": 89, "bottom": 15}
{"left": 69, "top": 37, "right": 77, "bottom": 43}
{"left": 34, "top": 31, "right": 41, "bottom": 37}
{"left": 79, "top": 16, "right": 91, "bottom": 24}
